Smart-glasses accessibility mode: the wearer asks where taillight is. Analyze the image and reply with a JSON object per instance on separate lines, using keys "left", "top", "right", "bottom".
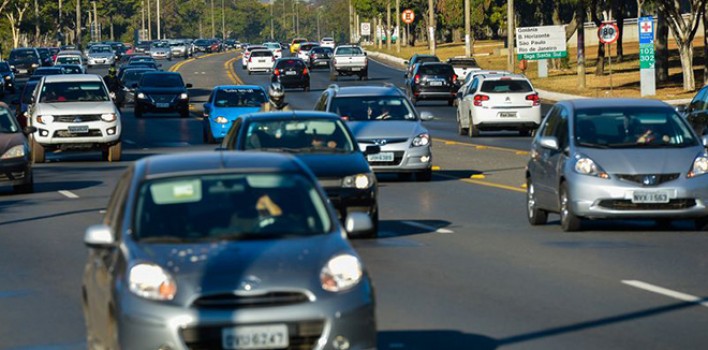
{"left": 248, "top": 57, "right": 252, "bottom": 62}
{"left": 473, "top": 94, "right": 489, "bottom": 107}
{"left": 452, "top": 74, "right": 458, "bottom": 84}
{"left": 303, "top": 68, "right": 309, "bottom": 75}
{"left": 414, "top": 74, "right": 420, "bottom": 84}
{"left": 274, "top": 69, "right": 281, "bottom": 76}
{"left": 526, "top": 93, "right": 540, "bottom": 106}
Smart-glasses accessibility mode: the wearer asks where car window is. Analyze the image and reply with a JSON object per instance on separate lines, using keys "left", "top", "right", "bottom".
{"left": 689, "top": 87, "right": 708, "bottom": 111}
{"left": 0, "top": 109, "right": 20, "bottom": 134}
{"left": 141, "top": 74, "right": 184, "bottom": 87}
{"left": 467, "top": 77, "right": 480, "bottom": 95}
{"left": 418, "top": 64, "right": 453, "bottom": 76}
{"left": 21, "top": 82, "right": 38, "bottom": 104}
{"left": 448, "top": 58, "right": 479, "bottom": 68}
{"left": 480, "top": 79, "right": 533, "bottom": 93}
{"left": 10, "top": 50, "right": 38, "bottom": 60}
{"left": 556, "top": 107, "right": 570, "bottom": 150}
{"left": 134, "top": 173, "right": 331, "bottom": 241}
{"left": 540, "top": 106, "right": 562, "bottom": 138}
{"left": 336, "top": 47, "right": 364, "bottom": 55}
{"left": 214, "top": 88, "right": 267, "bottom": 107}
{"left": 40, "top": 81, "right": 110, "bottom": 103}
{"left": 243, "top": 118, "right": 355, "bottom": 153}
{"left": 574, "top": 106, "right": 698, "bottom": 148}
{"left": 276, "top": 59, "right": 305, "bottom": 69}
{"left": 330, "top": 96, "right": 417, "bottom": 121}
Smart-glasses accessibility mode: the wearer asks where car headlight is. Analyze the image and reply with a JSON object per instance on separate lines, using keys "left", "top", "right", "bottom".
{"left": 31, "top": 63, "right": 39, "bottom": 68}
{"left": 411, "top": 133, "right": 430, "bottom": 147}
{"left": 137, "top": 92, "right": 146, "bottom": 99}
{"left": 179, "top": 93, "right": 188, "bottom": 100}
{"left": 1, "top": 145, "right": 25, "bottom": 159}
{"left": 320, "top": 254, "right": 362, "bottom": 292}
{"left": 688, "top": 153, "right": 708, "bottom": 178}
{"left": 101, "top": 113, "right": 117, "bottom": 122}
{"left": 4, "top": 75, "right": 10, "bottom": 80}
{"left": 128, "top": 263, "right": 177, "bottom": 301}
{"left": 574, "top": 155, "right": 609, "bottom": 179}
{"left": 342, "top": 173, "right": 374, "bottom": 189}
{"left": 37, "top": 115, "right": 54, "bottom": 124}
{"left": 214, "top": 116, "right": 229, "bottom": 124}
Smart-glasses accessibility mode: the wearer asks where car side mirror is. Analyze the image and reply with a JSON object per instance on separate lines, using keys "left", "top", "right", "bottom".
{"left": 11, "top": 99, "right": 19, "bottom": 105}
{"left": 186, "top": 83, "right": 193, "bottom": 88}
{"left": 84, "top": 224, "right": 116, "bottom": 249}
{"left": 23, "top": 126, "right": 37, "bottom": 135}
{"left": 675, "top": 105, "right": 687, "bottom": 114}
{"left": 538, "top": 136, "right": 559, "bottom": 151}
{"left": 420, "top": 111, "right": 434, "bottom": 121}
{"left": 404, "top": 60, "right": 409, "bottom": 65}
{"left": 344, "top": 212, "right": 373, "bottom": 236}
{"left": 364, "top": 145, "right": 380, "bottom": 155}
{"left": 109, "top": 92, "right": 116, "bottom": 100}
{"left": 702, "top": 135, "right": 708, "bottom": 148}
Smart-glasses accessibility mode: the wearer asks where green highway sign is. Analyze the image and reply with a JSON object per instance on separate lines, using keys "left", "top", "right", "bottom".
{"left": 517, "top": 51, "right": 568, "bottom": 60}
{"left": 639, "top": 44, "right": 655, "bottom": 69}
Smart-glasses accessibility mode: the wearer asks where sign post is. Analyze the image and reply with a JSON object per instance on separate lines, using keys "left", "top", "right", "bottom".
{"left": 638, "top": 16, "right": 655, "bottom": 96}
{"left": 361, "top": 22, "right": 371, "bottom": 38}
{"left": 401, "top": 9, "right": 414, "bottom": 48}
{"left": 515, "top": 25, "right": 567, "bottom": 78}
{"left": 598, "top": 22, "right": 619, "bottom": 94}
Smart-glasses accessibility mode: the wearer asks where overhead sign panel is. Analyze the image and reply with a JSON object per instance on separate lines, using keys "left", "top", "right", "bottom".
{"left": 516, "top": 25, "right": 567, "bottom": 61}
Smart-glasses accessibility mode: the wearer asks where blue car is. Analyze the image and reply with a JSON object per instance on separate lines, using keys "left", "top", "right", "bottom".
{"left": 202, "top": 85, "right": 268, "bottom": 143}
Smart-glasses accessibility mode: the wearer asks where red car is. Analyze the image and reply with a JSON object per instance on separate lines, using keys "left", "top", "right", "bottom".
{"left": 208, "top": 40, "right": 222, "bottom": 53}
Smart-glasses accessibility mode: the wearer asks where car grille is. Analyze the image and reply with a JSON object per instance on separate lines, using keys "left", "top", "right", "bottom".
{"left": 598, "top": 199, "right": 696, "bottom": 210}
{"left": 151, "top": 94, "right": 176, "bottom": 103}
{"left": 318, "top": 178, "right": 342, "bottom": 188}
{"left": 192, "top": 292, "right": 310, "bottom": 309}
{"left": 615, "top": 173, "right": 680, "bottom": 186}
{"left": 180, "top": 320, "right": 325, "bottom": 350}
{"left": 359, "top": 138, "right": 409, "bottom": 145}
{"left": 54, "top": 115, "right": 102, "bottom": 123}
{"left": 0, "top": 171, "right": 26, "bottom": 181}
{"left": 53, "top": 129, "right": 103, "bottom": 138}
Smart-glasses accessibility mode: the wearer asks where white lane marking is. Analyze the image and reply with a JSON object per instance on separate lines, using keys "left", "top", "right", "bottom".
{"left": 58, "top": 190, "right": 79, "bottom": 199}
{"left": 123, "top": 139, "right": 136, "bottom": 145}
{"left": 622, "top": 280, "right": 708, "bottom": 307}
{"left": 401, "top": 220, "right": 453, "bottom": 234}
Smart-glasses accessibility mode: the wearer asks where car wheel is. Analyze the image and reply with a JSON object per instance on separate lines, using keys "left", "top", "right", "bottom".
{"left": 416, "top": 168, "right": 433, "bottom": 182}
{"left": 526, "top": 179, "right": 548, "bottom": 225}
{"left": 13, "top": 174, "right": 33, "bottom": 194}
{"left": 457, "top": 112, "right": 468, "bottom": 135}
{"left": 560, "top": 182, "right": 582, "bottom": 232}
{"left": 360, "top": 209, "right": 379, "bottom": 239}
{"left": 31, "top": 138, "right": 45, "bottom": 164}
{"left": 468, "top": 116, "right": 479, "bottom": 137}
{"left": 103, "top": 142, "right": 122, "bottom": 162}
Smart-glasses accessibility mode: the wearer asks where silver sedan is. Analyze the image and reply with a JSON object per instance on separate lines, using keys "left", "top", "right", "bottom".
{"left": 526, "top": 98, "right": 708, "bottom": 231}
{"left": 82, "top": 151, "right": 377, "bottom": 350}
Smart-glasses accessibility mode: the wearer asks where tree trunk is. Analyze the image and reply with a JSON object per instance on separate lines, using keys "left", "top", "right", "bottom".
{"left": 655, "top": 7, "right": 669, "bottom": 83}
{"left": 615, "top": 6, "right": 625, "bottom": 61}
{"left": 679, "top": 44, "right": 695, "bottom": 91}
{"left": 110, "top": 22, "right": 114, "bottom": 41}
{"left": 704, "top": 8, "right": 708, "bottom": 85}
{"left": 590, "top": 0, "right": 606, "bottom": 75}
{"left": 34, "top": 0, "right": 39, "bottom": 45}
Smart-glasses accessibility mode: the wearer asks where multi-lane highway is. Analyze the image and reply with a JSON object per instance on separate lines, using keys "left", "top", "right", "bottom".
{"left": 1, "top": 50, "right": 708, "bottom": 350}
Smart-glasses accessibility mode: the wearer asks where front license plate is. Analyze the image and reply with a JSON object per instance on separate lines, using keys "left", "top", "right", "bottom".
{"left": 367, "top": 152, "right": 394, "bottom": 162}
{"left": 222, "top": 324, "right": 289, "bottom": 350}
{"left": 67, "top": 125, "right": 89, "bottom": 133}
{"left": 498, "top": 112, "right": 517, "bottom": 118}
{"left": 285, "top": 71, "right": 297, "bottom": 75}
{"left": 18, "top": 69, "right": 27, "bottom": 74}
{"left": 156, "top": 103, "right": 170, "bottom": 108}
{"left": 632, "top": 191, "right": 670, "bottom": 204}
{"left": 429, "top": 81, "right": 443, "bottom": 86}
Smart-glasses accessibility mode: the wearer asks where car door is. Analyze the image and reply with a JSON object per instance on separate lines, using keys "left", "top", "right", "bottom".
{"left": 530, "top": 106, "right": 563, "bottom": 209}
{"left": 460, "top": 77, "right": 480, "bottom": 128}
{"left": 686, "top": 86, "right": 708, "bottom": 135}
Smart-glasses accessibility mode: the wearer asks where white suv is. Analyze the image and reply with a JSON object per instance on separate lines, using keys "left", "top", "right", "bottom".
{"left": 320, "top": 37, "right": 336, "bottom": 49}
{"left": 456, "top": 74, "right": 541, "bottom": 137}
{"left": 29, "top": 74, "right": 122, "bottom": 162}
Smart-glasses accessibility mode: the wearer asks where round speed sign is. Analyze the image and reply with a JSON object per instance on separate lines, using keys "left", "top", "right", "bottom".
{"left": 402, "top": 9, "right": 415, "bottom": 24}
{"left": 598, "top": 22, "right": 619, "bottom": 44}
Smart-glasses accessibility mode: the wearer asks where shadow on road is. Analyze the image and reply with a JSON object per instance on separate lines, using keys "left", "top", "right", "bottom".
{"left": 378, "top": 330, "right": 497, "bottom": 350}
{"left": 377, "top": 219, "right": 452, "bottom": 238}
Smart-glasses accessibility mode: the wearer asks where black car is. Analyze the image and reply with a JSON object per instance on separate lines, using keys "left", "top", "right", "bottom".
{"left": 117, "top": 67, "right": 156, "bottom": 106}
{"left": 271, "top": 58, "right": 310, "bottom": 91}
{"left": 134, "top": 41, "right": 151, "bottom": 54}
{"left": 11, "top": 80, "right": 38, "bottom": 128}
{"left": 36, "top": 48, "right": 54, "bottom": 66}
{"left": 220, "top": 111, "right": 380, "bottom": 238}
{"left": 308, "top": 47, "right": 334, "bottom": 69}
{"left": 192, "top": 39, "right": 212, "bottom": 53}
{"left": 683, "top": 84, "right": 708, "bottom": 135}
{"left": 134, "top": 72, "right": 192, "bottom": 118}
{"left": 8, "top": 48, "right": 42, "bottom": 77}
{"left": 404, "top": 54, "right": 440, "bottom": 78}
{"left": 28, "top": 67, "right": 64, "bottom": 82}
{"left": 405, "top": 62, "right": 458, "bottom": 105}
{"left": 0, "top": 103, "right": 34, "bottom": 194}
{"left": 0, "top": 62, "right": 17, "bottom": 93}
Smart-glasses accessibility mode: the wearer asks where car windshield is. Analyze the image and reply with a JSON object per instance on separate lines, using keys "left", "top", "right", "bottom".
{"left": 152, "top": 42, "right": 169, "bottom": 48}
{"left": 39, "top": 81, "right": 109, "bottom": 103}
{"left": 141, "top": 74, "right": 183, "bottom": 87}
{"left": 214, "top": 88, "right": 267, "bottom": 107}
{"left": 413, "top": 56, "right": 440, "bottom": 65}
{"left": 90, "top": 46, "right": 112, "bottom": 53}
{"left": 331, "top": 96, "right": 417, "bottom": 121}
{"left": 448, "top": 58, "right": 479, "bottom": 68}
{"left": 134, "top": 173, "right": 331, "bottom": 241}
{"left": 122, "top": 69, "right": 153, "bottom": 83}
{"left": 276, "top": 59, "right": 305, "bottom": 69}
{"left": 574, "top": 106, "right": 699, "bottom": 148}
{"left": 56, "top": 56, "right": 81, "bottom": 65}
{"left": 21, "top": 82, "right": 37, "bottom": 104}
{"left": 264, "top": 43, "right": 280, "bottom": 49}
{"left": 418, "top": 64, "right": 454, "bottom": 76}
{"left": 312, "top": 47, "right": 333, "bottom": 54}
{"left": 0, "top": 109, "right": 20, "bottom": 134}
{"left": 0, "top": 62, "right": 10, "bottom": 72}
{"left": 33, "top": 68, "right": 64, "bottom": 76}
{"left": 130, "top": 57, "right": 154, "bottom": 63}
{"left": 10, "top": 50, "right": 37, "bottom": 61}
{"left": 336, "top": 47, "right": 364, "bottom": 55}
{"left": 194, "top": 39, "right": 209, "bottom": 45}
{"left": 480, "top": 79, "right": 533, "bottom": 93}
{"left": 243, "top": 118, "right": 355, "bottom": 153}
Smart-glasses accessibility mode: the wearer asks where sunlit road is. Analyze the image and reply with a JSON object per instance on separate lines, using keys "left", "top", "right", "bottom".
{"left": 1, "top": 51, "right": 708, "bottom": 350}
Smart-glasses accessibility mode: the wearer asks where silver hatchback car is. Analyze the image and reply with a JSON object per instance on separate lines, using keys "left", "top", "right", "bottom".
{"left": 526, "top": 99, "right": 708, "bottom": 231}
{"left": 82, "top": 151, "right": 376, "bottom": 350}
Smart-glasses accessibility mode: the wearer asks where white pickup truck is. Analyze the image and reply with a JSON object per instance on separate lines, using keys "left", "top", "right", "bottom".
{"left": 329, "top": 45, "right": 368, "bottom": 81}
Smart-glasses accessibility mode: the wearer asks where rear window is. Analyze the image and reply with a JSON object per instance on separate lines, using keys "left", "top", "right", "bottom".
{"left": 480, "top": 80, "right": 533, "bottom": 93}
{"left": 10, "top": 50, "right": 38, "bottom": 60}
{"left": 448, "top": 59, "right": 479, "bottom": 68}
{"left": 141, "top": 74, "right": 184, "bottom": 87}
{"left": 251, "top": 51, "right": 273, "bottom": 57}
{"left": 276, "top": 60, "right": 305, "bottom": 69}
{"left": 300, "top": 44, "right": 318, "bottom": 51}
{"left": 56, "top": 56, "right": 81, "bottom": 65}
{"left": 336, "top": 47, "right": 364, "bottom": 55}
{"left": 312, "top": 47, "right": 333, "bottom": 54}
{"left": 418, "top": 64, "right": 453, "bottom": 76}
{"left": 414, "top": 56, "right": 440, "bottom": 64}
{"left": 214, "top": 88, "right": 267, "bottom": 107}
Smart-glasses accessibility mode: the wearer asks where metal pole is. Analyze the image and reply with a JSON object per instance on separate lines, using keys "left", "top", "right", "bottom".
{"left": 141, "top": 0, "right": 145, "bottom": 37}
{"left": 317, "top": 11, "right": 321, "bottom": 40}
{"left": 465, "top": 0, "right": 471, "bottom": 56}
{"left": 577, "top": 0, "right": 586, "bottom": 88}
{"left": 428, "top": 0, "right": 435, "bottom": 55}
{"left": 92, "top": 1, "right": 98, "bottom": 42}
{"left": 76, "top": 0, "right": 81, "bottom": 46}
{"left": 386, "top": 0, "right": 391, "bottom": 49}
{"left": 295, "top": 0, "right": 299, "bottom": 37}
{"left": 507, "top": 0, "right": 515, "bottom": 72}
{"left": 147, "top": 0, "right": 151, "bottom": 40}
{"left": 270, "top": 0, "right": 274, "bottom": 40}
{"left": 395, "top": 0, "right": 400, "bottom": 52}
{"left": 156, "top": 0, "right": 161, "bottom": 39}
{"left": 221, "top": 0, "right": 225, "bottom": 39}
{"left": 211, "top": 0, "right": 215, "bottom": 38}
{"left": 349, "top": 0, "right": 353, "bottom": 42}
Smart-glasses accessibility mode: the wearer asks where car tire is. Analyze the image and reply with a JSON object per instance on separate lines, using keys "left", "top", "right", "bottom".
{"left": 560, "top": 182, "right": 582, "bottom": 232}
{"left": 448, "top": 99, "right": 454, "bottom": 106}
{"left": 416, "top": 169, "right": 433, "bottom": 182}
{"left": 31, "top": 138, "right": 45, "bottom": 164}
{"left": 360, "top": 209, "right": 379, "bottom": 239}
{"left": 103, "top": 142, "right": 122, "bottom": 162}
{"left": 13, "top": 175, "right": 34, "bottom": 194}
{"left": 468, "top": 116, "right": 479, "bottom": 137}
{"left": 526, "top": 179, "right": 548, "bottom": 225}
{"left": 457, "top": 113, "right": 468, "bottom": 135}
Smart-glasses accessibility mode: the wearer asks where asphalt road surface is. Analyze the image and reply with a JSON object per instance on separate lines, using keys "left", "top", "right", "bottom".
{"left": 1, "top": 51, "right": 708, "bottom": 350}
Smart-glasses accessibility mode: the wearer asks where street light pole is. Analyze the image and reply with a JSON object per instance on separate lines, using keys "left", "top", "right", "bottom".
{"left": 92, "top": 1, "right": 98, "bottom": 42}
{"left": 395, "top": 0, "right": 400, "bottom": 53}
{"left": 221, "top": 0, "right": 225, "bottom": 39}
{"left": 428, "top": 0, "right": 435, "bottom": 55}
{"left": 75, "top": 0, "right": 81, "bottom": 46}
{"left": 147, "top": 0, "right": 152, "bottom": 40}
{"left": 507, "top": 0, "right": 515, "bottom": 72}
{"left": 465, "top": 0, "right": 470, "bottom": 56}
{"left": 211, "top": 0, "right": 215, "bottom": 38}
{"left": 156, "top": 0, "right": 161, "bottom": 40}
{"left": 270, "top": 0, "right": 274, "bottom": 40}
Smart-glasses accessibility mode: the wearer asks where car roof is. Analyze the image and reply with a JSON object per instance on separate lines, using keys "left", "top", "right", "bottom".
{"left": 142, "top": 71, "right": 180, "bottom": 76}
{"left": 137, "top": 151, "right": 305, "bottom": 180}
{"left": 479, "top": 74, "right": 530, "bottom": 81}
{"left": 419, "top": 62, "right": 451, "bottom": 66}
{"left": 328, "top": 85, "right": 405, "bottom": 97}
{"left": 43, "top": 74, "right": 102, "bottom": 83}
{"left": 562, "top": 98, "right": 673, "bottom": 110}
{"left": 240, "top": 111, "right": 341, "bottom": 121}
{"left": 214, "top": 85, "right": 265, "bottom": 91}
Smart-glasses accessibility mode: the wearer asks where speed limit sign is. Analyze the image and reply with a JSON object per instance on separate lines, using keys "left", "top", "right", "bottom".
{"left": 598, "top": 22, "right": 619, "bottom": 44}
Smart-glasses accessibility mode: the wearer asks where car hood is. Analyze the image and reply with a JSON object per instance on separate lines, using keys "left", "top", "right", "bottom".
{"left": 0, "top": 133, "right": 26, "bottom": 155}
{"left": 151, "top": 48, "right": 170, "bottom": 53}
{"left": 347, "top": 120, "right": 425, "bottom": 140}
{"left": 297, "top": 152, "right": 371, "bottom": 177}
{"left": 139, "top": 86, "right": 186, "bottom": 94}
{"left": 213, "top": 106, "right": 261, "bottom": 120}
{"left": 579, "top": 146, "right": 702, "bottom": 175}
{"left": 35, "top": 101, "right": 117, "bottom": 115}
{"left": 130, "top": 233, "right": 352, "bottom": 305}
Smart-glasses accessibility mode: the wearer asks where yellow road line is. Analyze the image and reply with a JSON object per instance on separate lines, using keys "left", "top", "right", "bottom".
{"left": 224, "top": 56, "right": 243, "bottom": 85}
{"left": 435, "top": 171, "right": 526, "bottom": 193}
{"left": 434, "top": 137, "right": 529, "bottom": 155}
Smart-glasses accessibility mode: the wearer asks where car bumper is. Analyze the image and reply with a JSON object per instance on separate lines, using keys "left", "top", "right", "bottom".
{"left": 136, "top": 98, "right": 189, "bottom": 112}
{"left": 87, "top": 58, "right": 115, "bottom": 65}
{"left": 566, "top": 172, "right": 708, "bottom": 219}
{"left": 247, "top": 63, "right": 273, "bottom": 72}
{"left": 473, "top": 106, "right": 541, "bottom": 129}
{"left": 0, "top": 158, "right": 31, "bottom": 186}
{"left": 207, "top": 119, "right": 232, "bottom": 140}
{"left": 275, "top": 75, "right": 310, "bottom": 87}
{"left": 34, "top": 121, "right": 121, "bottom": 147}
{"left": 320, "top": 184, "right": 377, "bottom": 219}
{"left": 413, "top": 87, "right": 456, "bottom": 100}
{"left": 359, "top": 143, "right": 432, "bottom": 173}
{"left": 151, "top": 53, "right": 171, "bottom": 60}
{"left": 311, "top": 59, "right": 331, "bottom": 67}
{"left": 114, "top": 284, "right": 376, "bottom": 350}
{"left": 334, "top": 66, "right": 367, "bottom": 73}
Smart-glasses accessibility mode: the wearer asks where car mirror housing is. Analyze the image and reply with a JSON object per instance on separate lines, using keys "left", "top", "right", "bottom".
{"left": 186, "top": 83, "right": 193, "bottom": 88}
{"left": 84, "top": 224, "right": 116, "bottom": 249}
{"left": 538, "top": 136, "right": 559, "bottom": 151}
{"left": 675, "top": 105, "right": 687, "bottom": 114}
{"left": 364, "top": 145, "right": 380, "bottom": 155}
{"left": 23, "top": 126, "right": 37, "bottom": 135}
{"left": 419, "top": 111, "right": 434, "bottom": 121}
{"left": 702, "top": 135, "right": 708, "bottom": 148}
{"left": 345, "top": 212, "right": 373, "bottom": 236}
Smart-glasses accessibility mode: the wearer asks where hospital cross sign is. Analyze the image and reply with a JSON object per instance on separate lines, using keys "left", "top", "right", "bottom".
{"left": 638, "top": 16, "right": 655, "bottom": 96}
